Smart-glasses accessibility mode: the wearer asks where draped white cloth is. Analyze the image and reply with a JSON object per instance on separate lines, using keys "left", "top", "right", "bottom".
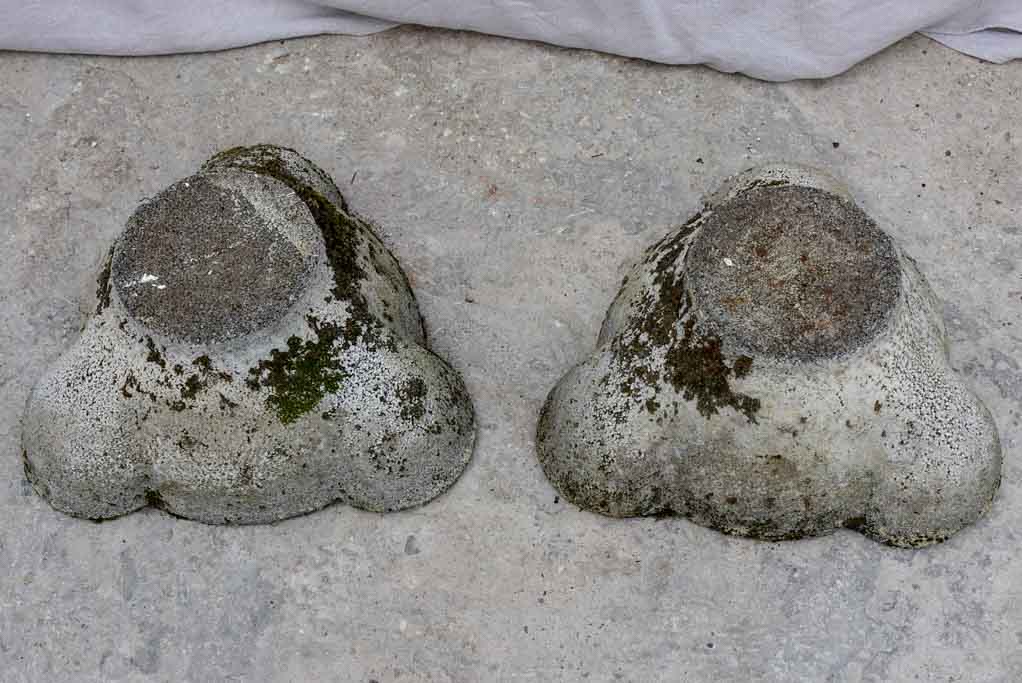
{"left": 4, "top": 1, "right": 1021, "bottom": 80}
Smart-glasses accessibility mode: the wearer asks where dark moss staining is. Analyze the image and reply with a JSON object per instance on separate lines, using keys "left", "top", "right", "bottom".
{"left": 95, "top": 246, "right": 114, "bottom": 314}
{"left": 839, "top": 515, "right": 946, "bottom": 548}
{"left": 663, "top": 316, "right": 759, "bottom": 421}
{"left": 203, "top": 144, "right": 366, "bottom": 305}
{"left": 208, "top": 145, "right": 349, "bottom": 213}
{"left": 553, "top": 470, "right": 672, "bottom": 519}
{"left": 180, "top": 374, "right": 204, "bottom": 400}
{"left": 124, "top": 341, "right": 232, "bottom": 411}
{"left": 120, "top": 371, "right": 139, "bottom": 399}
{"left": 298, "top": 186, "right": 366, "bottom": 304}
{"left": 611, "top": 227, "right": 761, "bottom": 423}
{"left": 21, "top": 449, "right": 35, "bottom": 482}
{"left": 193, "top": 355, "right": 232, "bottom": 382}
{"left": 843, "top": 516, "right": 867, "bottom": 530}
{"left": 172, "top": 355, "right": 232, "bottom": 406}
{"left": 362, "top": 431, "right": 414, "bottom": 476}
{"left": 144, "top": 337, "right": 166, "bottom": 369}
{"left": 210, "top": 146, "right": 412, "bottom": 424}
{"left": 742, "top": 178, "right": 790, "bottom": 194}
{"left": 397, "top": 377, "right": 428, "bottom": 422}
{"left": 205, "top": 145, "right": 424, "bottom": 341}
{"left": 144, "top": 489, "right": 166, "bottom": 509}
{"left": 176, "top": 431, "right": 207, "bottom": 450}
{"left": 120, "top": 370, "right": 157, "bottom": 402}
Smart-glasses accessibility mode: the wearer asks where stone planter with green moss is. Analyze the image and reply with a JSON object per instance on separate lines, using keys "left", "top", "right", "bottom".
{"left": 23, "top": 145, "right": 476, "bottom": 523}
{"left": 536, "top": 164, "right": 1001, "bottom": 548}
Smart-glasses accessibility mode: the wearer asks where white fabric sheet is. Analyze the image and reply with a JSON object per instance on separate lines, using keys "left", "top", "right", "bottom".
{"left": 3, "top": 1, "right": 1020, "bottom": 80}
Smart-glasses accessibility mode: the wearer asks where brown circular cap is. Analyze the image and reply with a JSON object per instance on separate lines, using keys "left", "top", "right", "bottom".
{"left": 112, "top": 174, "right": 313, "bottom": 343}
{"left": 686, "top": 185, "right": 900, "bottom": 359}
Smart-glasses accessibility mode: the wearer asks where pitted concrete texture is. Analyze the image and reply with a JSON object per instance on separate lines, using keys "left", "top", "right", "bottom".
{"left": 687, "top": 182, "right": 901, "bottom": 359}
{"left": 112, "top": 173, "right": 317, "bottom": 343}
{"left": 21, "top": 144, "right": 476, "bottom": 523}
{"left": 537, "top": 164, "right": 1002, "bottom": 547}
{"left": 2, "top": 29, "right": 1021, "bottom": 683}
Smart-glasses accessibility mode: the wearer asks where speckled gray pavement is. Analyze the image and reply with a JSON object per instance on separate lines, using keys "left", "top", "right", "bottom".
{"left": 1, "top": 29, "right": 1020, "bottom": 682}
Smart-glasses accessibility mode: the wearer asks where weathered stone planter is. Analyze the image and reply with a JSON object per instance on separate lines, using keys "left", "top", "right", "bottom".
{"left": 23, "top": 145, "right": 476, "bottom": 523}
{"left": 537, "top": 164, "right": 1001, "bottom": 547}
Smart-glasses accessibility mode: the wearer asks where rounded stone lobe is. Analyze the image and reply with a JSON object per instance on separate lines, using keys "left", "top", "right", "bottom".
{"left": 686, "top": 185, "right": 900, "bottom": 359}
{"left": 112, "top": 174, "right": 313, "bottom": 343}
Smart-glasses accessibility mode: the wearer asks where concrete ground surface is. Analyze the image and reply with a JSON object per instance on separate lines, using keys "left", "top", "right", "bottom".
{"left": 1, "top": 27, "right": 1020, "bottom": 682}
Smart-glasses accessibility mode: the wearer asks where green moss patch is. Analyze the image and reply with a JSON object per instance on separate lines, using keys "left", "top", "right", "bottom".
{"left": 246, "top": 316, "right": 348, "bottom": 425}
{"left": 209, "top": 145, "right": 406, "bottom": 424}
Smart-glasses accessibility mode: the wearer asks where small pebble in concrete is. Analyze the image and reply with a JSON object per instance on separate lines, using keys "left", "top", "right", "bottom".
{"left": 22, "top": 144, "right": 476, "bottom": 523}
{"left": 536, "top": 163, "right": 1002, "bottom": 548}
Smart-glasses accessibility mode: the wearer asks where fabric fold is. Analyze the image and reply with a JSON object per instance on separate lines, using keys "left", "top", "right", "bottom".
{"left": 2, "top": 0, "right": 1019, "bottom": 80}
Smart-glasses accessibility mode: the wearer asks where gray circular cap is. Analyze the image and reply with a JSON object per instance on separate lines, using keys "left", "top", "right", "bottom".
{"left": 686, "top": 185, "right": 900, "bottom": 360}
{"left": 112, "top": 173, "right": 317, "bottom": 344}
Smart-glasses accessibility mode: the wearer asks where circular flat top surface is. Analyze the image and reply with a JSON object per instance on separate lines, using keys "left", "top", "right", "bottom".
{"left": 686, "top": 185, "right": 900, "bottom": 359}
{"left": 112, "top": 175, "right": 312, "bottom": 343}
